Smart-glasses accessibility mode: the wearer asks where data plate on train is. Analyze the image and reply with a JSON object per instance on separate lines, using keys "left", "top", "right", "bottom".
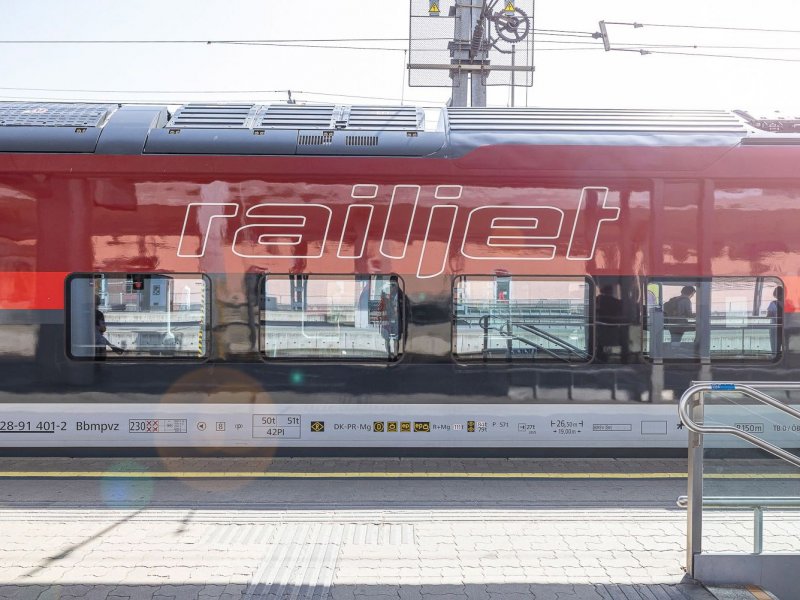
{"left": 0, "top": 403, "right": 795, "bottom": 448}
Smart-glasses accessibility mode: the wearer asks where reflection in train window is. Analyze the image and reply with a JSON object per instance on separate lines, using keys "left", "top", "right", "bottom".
{"left": 453, "top": 276, "right": 591, "bottom": 362}
{"left": 262, "top": 275, "right": 403, "bottom": 360}
{"left": 68, "top": 274, "right": 208, "bottom": 360}
{"left": 644, "top": 277, "right": 782, "bottom": 361}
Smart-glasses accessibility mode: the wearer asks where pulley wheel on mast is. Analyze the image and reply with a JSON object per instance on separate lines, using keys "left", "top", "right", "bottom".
{"left": 492, "top": 5, "right": 530, "bottom": 44}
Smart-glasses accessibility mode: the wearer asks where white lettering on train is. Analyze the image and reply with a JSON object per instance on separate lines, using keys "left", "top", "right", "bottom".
{"left": 176, "top": 185, "right": 619, "bottom": 273}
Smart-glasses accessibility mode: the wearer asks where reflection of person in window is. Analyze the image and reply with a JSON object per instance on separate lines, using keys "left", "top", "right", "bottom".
{"left": 665, "top": 286, "right": 696, "bottom": 343}
{"left": 244, "top": 267, "right": 261, "bottom": 352}
{"left": 595, "top": 285, "right": 623, "bottom": 362}
{"left": 378, "top": 288, "right": 399, "bottom": 358}
{"left": 768, "top": 286, "right": 785, "bottom": 355}
{"left": 95, "top": 309, "right": 124, "bottom": 360}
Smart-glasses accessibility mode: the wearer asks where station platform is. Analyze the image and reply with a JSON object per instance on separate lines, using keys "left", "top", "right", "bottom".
{"left": 0, "top": 457, "right": 793, "bottom": 600}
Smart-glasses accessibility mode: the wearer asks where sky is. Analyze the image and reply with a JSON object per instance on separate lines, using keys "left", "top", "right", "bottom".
{"left": 2, "top": 0, "right": 800, "bottom": 113}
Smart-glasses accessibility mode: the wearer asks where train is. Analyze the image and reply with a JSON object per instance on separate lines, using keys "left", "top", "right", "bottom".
{"left": 1, "top": 101, "right": 799, "bottom": 454}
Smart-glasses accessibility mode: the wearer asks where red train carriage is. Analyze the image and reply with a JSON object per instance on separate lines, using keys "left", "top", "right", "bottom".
{"left": 1, "top": 102, "right": 799, "bottom": 453}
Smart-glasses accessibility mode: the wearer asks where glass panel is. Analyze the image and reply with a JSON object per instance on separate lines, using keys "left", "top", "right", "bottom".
{"left": 644, "top": 277, "right": 781, "bottom": 361}
{"left": 262, "top": 275, "right": 402, "bottom": 360}
{"left": 69, "top": 274, "right": 208, "bottom": 359}
{"left": 710, "top": 278, "right": 780, "bottom": 360}
{"left": 453, "top": 276, "right": 590, "bottom": 362}
{"left": 700, "top": 387, "right": 800, "bottom": 553}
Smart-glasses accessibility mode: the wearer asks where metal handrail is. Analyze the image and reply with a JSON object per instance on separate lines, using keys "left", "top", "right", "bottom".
{"left": 678, "top": 382, "right": 800, "bottom": 469}
{"left": 681, "top": 381, "right": 800, "bottom": 569}
{"left": 677, "top": 496, "right": 800, "bottom": 509}
{"left": 677, "top": 495, "right": 800, "bottom": 554}
{"left": 513, "top": 322, "right": 590, "bottom": 359}
{"left": 473, "top": 314, "right": 588, "bottom": 363}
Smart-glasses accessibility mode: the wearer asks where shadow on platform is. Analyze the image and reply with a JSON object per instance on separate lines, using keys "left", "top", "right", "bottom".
{"left": 0, "top": 579, "right": 715, "bottom": 600}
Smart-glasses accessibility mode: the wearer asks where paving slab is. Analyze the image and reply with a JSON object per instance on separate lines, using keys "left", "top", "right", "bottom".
{"left": 0, "top": 457, "right": 793, "bottom": 600}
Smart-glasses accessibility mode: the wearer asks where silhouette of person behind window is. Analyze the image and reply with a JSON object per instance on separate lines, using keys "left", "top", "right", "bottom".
{"left": 768, "top": 286, "right": 786, "bottom": 355}
{"left": 664, "top": 285, "right": 696, "bottom": 343}
{"left": 596, "top": 285, "right": 623, "bottom": 362}
{"left": 95, "top": 308, "right": 124, "bottom": 360}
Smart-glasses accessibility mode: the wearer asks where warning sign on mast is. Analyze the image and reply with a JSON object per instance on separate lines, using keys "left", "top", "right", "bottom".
{"left": 429, "top": 0, "right": 440, "bottom": 16}
{"left": 503, "top": 1, "right": 515, "bottom": 15}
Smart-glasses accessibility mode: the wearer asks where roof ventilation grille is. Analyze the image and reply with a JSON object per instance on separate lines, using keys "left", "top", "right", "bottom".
{"left": 346, "top": 135, "right": 379, "bottom": 147}
{"left": 447, "top": 107, "right": 747, "bottom": 134}
{"left": 168, "top": 104, "right": 256, "bottom": 128}
{"left": 298, "top": 131, "right": 334, "bottom": 146}
{"left": 258, "top": 104, "right": 335, "bottom": 129}
{"left": 0, "top": 102, "right": 113, "bottom": 127}
{"left": 346, "top": 106, "right": 421, "bottom": 130}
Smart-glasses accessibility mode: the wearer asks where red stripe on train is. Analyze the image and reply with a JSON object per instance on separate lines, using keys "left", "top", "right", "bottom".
{"left": 0, "top": 272, "right": 68, "bottom": 310}
{"left": 1, "top": 271, "right": 799, "bottom": 313}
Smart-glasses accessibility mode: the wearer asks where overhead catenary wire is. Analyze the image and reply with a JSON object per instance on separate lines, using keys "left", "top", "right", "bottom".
{"left": 0, "top": 89, "right": 448, "bottom": 104}
{"left": 602, "top": 21, "right": 800, "bottom": 35}
{"left": 613, "top": 42, "right": 800, "bottom": 51}
{"left": 0, "top": 31, "right": 592, "bottom": 45}
{"left": 612, "top": 48, "right": 800, "bottom": 63}
{"left": 598, "top": 20, "right": 800, "bottom": 62}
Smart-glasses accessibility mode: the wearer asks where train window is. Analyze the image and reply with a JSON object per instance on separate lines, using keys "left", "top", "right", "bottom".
{"left": 644, "top": 277, "right": 782, "bottom": 361}
{"left": 452, "top": 276, "right": 592, "bottom": 362}
{"left": 262, "top": 275, "right": 403, "bottom": 361}
{"left": 67, "top": 274, "right": 208, "bottom": 360}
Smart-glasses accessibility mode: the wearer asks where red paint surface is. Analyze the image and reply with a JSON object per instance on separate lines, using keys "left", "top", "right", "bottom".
{"left": 2, "top": 145, "right": 800, "bottom": 310}
{"left": 0, "top": 272, "right": 67, "bottom": 310}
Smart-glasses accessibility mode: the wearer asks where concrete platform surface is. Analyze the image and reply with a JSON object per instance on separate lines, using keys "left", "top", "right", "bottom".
{"left": 0, "top": 457, "right": 794, "bottom": 600}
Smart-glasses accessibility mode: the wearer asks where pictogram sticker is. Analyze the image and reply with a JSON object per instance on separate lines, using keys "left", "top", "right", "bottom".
{"left": 387, "top": 421, "right": 398, "bottom": 432}
{"left": 467, "top": 420, "right": 475, "bottom": 432}
{"left": 310, "top": 421, "right": 325, "bottom": 432}
{"left": 400, "top": 422, "right": 411, "bottom": 432}
{"left": 414, "top": 421, "right": 430, "bottom": 433}
{"left": 373, "top": 421, "right": 385, "bottom": 432}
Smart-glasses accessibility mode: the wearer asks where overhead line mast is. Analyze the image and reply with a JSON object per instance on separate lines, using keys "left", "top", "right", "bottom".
{"left": 408, "top": 0, "right": 534, "bottom": 107}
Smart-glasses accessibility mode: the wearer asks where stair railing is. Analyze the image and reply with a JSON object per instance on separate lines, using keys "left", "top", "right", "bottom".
{"left": 678, "top": 382, "right": 800, "bottom": 575}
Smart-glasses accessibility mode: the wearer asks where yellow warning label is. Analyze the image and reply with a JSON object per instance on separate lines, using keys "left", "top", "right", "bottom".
{"left": 387, "top": 421, "right": 398, "bottom": 432}
{"left": 467, "top": 420, "right": 475, "bottom": 432}
{"left": 503, "top": 1, "right": 515, "bottom": 12}
{"left": 373, "top": 421, "right": 385, "bottom": 433}
{"left": 311, "top": 421, "right": 325, "bottom": 433}
{"left": 414, "top": 422, "right": 431, "bottom": 433}
{"left": 429, "top": 1, "right": 440, "bottom": 15}
{"left": 400, "top": 422, "right": 412, "bottom": 432}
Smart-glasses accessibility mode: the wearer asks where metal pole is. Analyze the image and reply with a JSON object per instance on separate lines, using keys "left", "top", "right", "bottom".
{"left": 450, "top": 0, "right": 488, "bottom": 107}
{"left": 510, "top": 45, "right": 515, "bottom": 107}
{"left": 471, "top": 69, "right": 487, "bottom": 106}
{"left": 686, "top": 390, "right": 704, "bottom": 576}
{"left": 450, "top": 0, "right": 471, "bottom": 107}
{"left": 754, "top": 507, "right": 764, "bottom": 554}
{"left": 469, "top": 1, "right": 487, "bottom": 107}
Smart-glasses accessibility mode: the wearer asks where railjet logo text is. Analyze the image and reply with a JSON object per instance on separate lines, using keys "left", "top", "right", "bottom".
{"left": 177, "top": 185, "right": 620, "bottom": 277}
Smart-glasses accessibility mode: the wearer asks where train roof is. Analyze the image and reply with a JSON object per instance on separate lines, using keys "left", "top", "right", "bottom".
{"left": 0, "top": 101, "right": 798, "bottom": 157}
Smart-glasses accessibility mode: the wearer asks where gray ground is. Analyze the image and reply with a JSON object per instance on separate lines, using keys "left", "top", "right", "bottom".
{"left": 0, "top": 457, "right": 794, "bottom": 600}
